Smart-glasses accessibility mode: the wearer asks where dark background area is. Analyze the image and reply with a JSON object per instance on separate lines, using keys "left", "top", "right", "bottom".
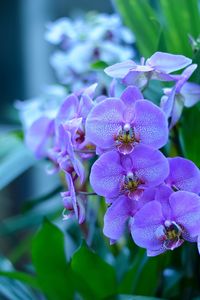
{"left": 0, "top": 0, "right": 113, "bottom": 125}
{"left": 0, "top": 0, "right": 113, "bottom": 256}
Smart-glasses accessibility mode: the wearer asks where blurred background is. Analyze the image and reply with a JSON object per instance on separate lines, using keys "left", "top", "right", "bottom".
{"left": 0, "top": 0, "right": 113, "bottom": 257}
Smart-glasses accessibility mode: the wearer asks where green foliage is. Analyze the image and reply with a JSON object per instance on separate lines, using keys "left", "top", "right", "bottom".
{"left": 91, "top": 60, "right": 109, "bottom": 69}
{"left": 114, "top": 0, "right": 200, "bottom": 57}
{"left": 72, "top": 241, "right": 117, "bottom": 299}
{"left": 1, "top": 219, "right": 199, "bottom": 299}
{"left": 0, "top": 134, "right": 36, "bottom": 190}
{"left": 114, "top": 0, "right": 160, "bottom": 57}
{"left": 0, "top": 256, "right": 37, "bottom": 300}
{"left": 180, "top": 106, "right": 200, "bottom": 166}
{"left": 32, "top": 219, "right": 74, "bottom": 300}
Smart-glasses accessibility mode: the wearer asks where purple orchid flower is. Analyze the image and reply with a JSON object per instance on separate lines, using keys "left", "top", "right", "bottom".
{"left": 86, "top": 86, "right": 168, "bottom": 155}
{"left": 164, "top": 157, "right": 200, "bottom": 194}
{"left": 61, "top": 173, "right": 86, "bottom": 224}
{"left": 56, "top": 124, "right": 85, "bottom": 183}
{"left": 45, "top": 84, "right": 98, "bottom": 175}
{"left": 131, "top": 190, "right": 200, "bottom": 256}
{"left": 105, "top": 52, "right": 192, "bottom": 89}
{"left": 161, "top": 64, "right": 200, "bottom": 128}
{"left": 90, "top": 145, "right": 169, "bottom": 202}
{"left": 55, "top": 85, "right": 97, "bottom": 154}
{"left": 25, "top": 83, "right": 97, "bottom": 160}
{"left": 103, "top": 188, "right": 156, "bottom": 241}
{"left": 55, "top": 83, "right": 96, "bottom": 129}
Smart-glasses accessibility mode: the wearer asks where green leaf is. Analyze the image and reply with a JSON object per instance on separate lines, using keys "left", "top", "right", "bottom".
{"left": 118, "top": 248, "right": 147, "bottom": 294}
{"left": 180, "top": 106, "right": 200, "bottom": 166}
{"left": 162, "top": 269, "right": 183, "bottom": 298}
{"left": 0, "top": 134, "right": 36, "bottom": 190}
{"left": 32, "top": 219, "right": 74, "bottom": 300}
{"left": 119, "top": 249, "right": 170, "bottom": 296}
{"left": 71, "top": 241, "right": 117, "bottom": 299}
{"left": 0, "top": 271, "right": 39, "bottom": 290}
{"left": 114, "top": 0, "right": 160, "bottom": 57}
{"left": 91, "top": 60, "right": 108, "bottom": 69}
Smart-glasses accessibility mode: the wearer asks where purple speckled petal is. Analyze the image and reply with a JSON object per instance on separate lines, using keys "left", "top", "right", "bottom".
{"left": 79, "top": 94, "right": 94, "bottom": 122}
{"left": 58, "top": 125, "right": 85, "bottom": 183}
{"left": 90, "top": 150, "right": 123, "bottom": 198}
{"left": 83, "top": 82, "right": 98, "bottom": 98}
{"left": 131, "top": 200, "right": 164, "bottom": 250}
{"left": 165, "top": 157, "right": 200, "bottom": 194}
{"left": 123, "top": 71, "right": 149, "bottom": 89}
{"left": 62, "top": 173, "right": 85, "bottom": 224}
{"left": 147, "top": 248, "right": 166, "bottom": 257}
{"left": 104, "top": 60, "right": 136, "bottom": 78}
{"left": 133, "top": 65, "right": 153, "bottom": 72}
{"left": 64, "top": 172, "right": 78, "bottom": 218}
{"left": 109, "top": 79, "right": 117, "bottom": 97}
{"left": 121, "top": 85, "right": 144, "bottom": 106}
{"left": 146, "top": 52, "right": 192, "bottom": 73}
{"left": 160, "top": 86, "right": 176, "bottom": 118}
{"left": 76, "top": 198, "right": 86, "bottom": 224}
{"left": 169, "top": 191, "right": 200, "bottom": 238}
{"left": 63, "top": 118, "right": 83, "bottom": 144}
{"left": 103, "top": 195, "right": 136, "bottom": 240}
{"left": 151, "top": 72, "right": 176, "bottom": 82}
{"left": 169, "top": 95, "right": 184, "bottom": 128}
{"left": 121, "top": 86, "right": 144, "bottom": 123}
{"left": 85, "top": 98, "right": 124, "bottom": 149}
{"left": 154, "top": 184, "right": 173, "bottom": 219}
{"left": 129, "top": 145, "right": 169, "bottom": 187}
{"left": 181, "top": 82, "right": 200, "bottom": 107}
{"left": 176, "top": 64, "right": 197, "bottom": 93}
{"left": 26, "top": 116, "right": 54, "bottom": 158}
{"left": 56, "top": 94, "right": 79, "bottom": 127}
{"left": 133, "top": 100, "right": 168, "bottom": 149}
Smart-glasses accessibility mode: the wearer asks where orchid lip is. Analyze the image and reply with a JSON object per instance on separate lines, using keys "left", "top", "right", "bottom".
{"left": 157, "top": 221, "right": 183, "bottom": 250}
{"left": 114, "top": 124, "right": 139, "bottom": 155}
{"left": 121, "top": 173, "right": 144, "bottom": 199}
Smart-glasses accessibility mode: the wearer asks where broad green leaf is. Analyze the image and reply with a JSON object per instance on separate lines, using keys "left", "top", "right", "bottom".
{"left": 180, "top": 106, "right": 200, "bottom": 166}
{"left": 32, "top": 219, "right": 74, "bottom": 300}
{"left": 0, "top": 134, "right": 36, "bottom": 190}
{"left": 71, "top": 241, "right": 117, "bottom": 299}
{"left": 114, "top": 0, "right": 160, "bottom": 57}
